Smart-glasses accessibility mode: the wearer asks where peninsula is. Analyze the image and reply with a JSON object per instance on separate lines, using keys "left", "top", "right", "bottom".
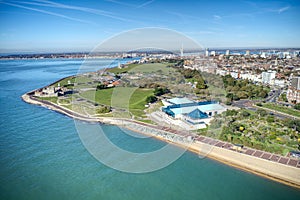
{"left": 22, "top": 54, "right": 300, "bottom": 188}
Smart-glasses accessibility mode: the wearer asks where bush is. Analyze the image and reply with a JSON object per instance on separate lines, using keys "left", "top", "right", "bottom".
{"left": 97, "top": 84, "right": 107, "bottom": 90}
{"left": 257, "top": 109, "right": 267, "bottom": 117}
{"left": 96, "top": 106, "right": 111, "bottom": 114}
{"left": 294, "top": 103, "right": 300, "bottom": 110}
{"left": 241, "top": 110, "right": 251, "bottom": 117}
{"left": 225, "top": 109, "right": 238, "bottom": 116}
{"left": 225, "top": 101, "right": 232, "bottom": 105}
{"left": 146, "top": 95, "right": 157, "bottom": 103}
{"left": 154, "top": 87, "right": 169, "bottom": 96}
{"left": 266, "top": 116, "right": 275, "bottom": 123}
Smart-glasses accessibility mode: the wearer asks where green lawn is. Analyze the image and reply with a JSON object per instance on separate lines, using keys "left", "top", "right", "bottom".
{"left": 37, "top": 96, "right": 58, "bottom": 103}
{"left": 74, "top": 76, "right": 93, "bottom": 84}
{"left": 262, "top": 103, "right": 300, "bottom": 118}
{"left": 55, "top": 76, "right": 75, "bottom": 87}
{"left": 80, "top": 88, "right": 113, "bottom": 106}
{"left": 130, "top": 63, "right": 173, "bottom": 74}
{"left": 107, "top": 63, "right": 140, "bottom": 74}
{"left": 80, "top": 87, "right": 153, "bottom": 112}
{"left": 107, "top": 62, "right": 174, "bottom": 74}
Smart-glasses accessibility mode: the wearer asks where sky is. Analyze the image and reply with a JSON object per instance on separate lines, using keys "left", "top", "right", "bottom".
{"left": 0, "top": 0, "right": 299, "bottom": 53}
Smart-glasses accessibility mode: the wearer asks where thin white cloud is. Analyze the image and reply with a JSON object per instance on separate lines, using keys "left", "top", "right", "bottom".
{"left": 106, "top": 0, "right": 155, "bottom": 8}
{"left": 166, "top": 10, "right": 210, "bottom": 22}
{"left": 13, "top": 0, "right": 114, "bottom": 15}
{"left": 213, "top": 15, "right": 221, "bottom": 20}
{"left": 137, "top": 0, "right": 155, "bottom": 8}
{"left": 104, "top": 0, "right": 135, "bottom": 7}
{"left": 278, "top": 6, "right": 290, "bottom": 14}
{"left": 266, "top": 6, "right": 291, "bottom": 14}
{"left": 1, "top": 1, "right": 94, "bottom": 24}
{"left": 31, "top": 0, "right": 135, "bottom": 22}
{"left": 5, "top": 0, "right": 137, "bottom": 23}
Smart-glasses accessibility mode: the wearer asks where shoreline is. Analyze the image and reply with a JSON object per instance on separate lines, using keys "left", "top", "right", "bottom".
{"left": 22, "top": 92, "right": 300, "bottom": 189}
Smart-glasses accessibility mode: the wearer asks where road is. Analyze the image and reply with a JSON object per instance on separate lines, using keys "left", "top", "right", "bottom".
{"left": 231, "top": 98, "right": 294, "bottom": 120}
{"left": 265, "top": 88, "right": 281, "bottom": 103}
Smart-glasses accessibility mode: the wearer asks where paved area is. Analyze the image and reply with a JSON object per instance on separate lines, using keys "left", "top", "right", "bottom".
{"left": 128, "top": 120, "right": 300, "bottom": 169}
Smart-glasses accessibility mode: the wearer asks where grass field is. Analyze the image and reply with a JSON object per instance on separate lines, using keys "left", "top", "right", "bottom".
{"left": 107, "top": 62, "right": 174, "bottom": 74}
{"left": 37, "top": 96, "right": 58, "bottom": 103}
{"left": 80, "top": 88, "right": 113, "bottom": 106}
{"left": 55, "top": 76, "right": 75, "bottom": 86}
{"left": 80, "top": 87, "right": 154, "bottom": 116}
{"left": 130, "top": 63, "right": 173, "bottom": 74}
{"left": 107, "top": 63, "right": 140, "bottom": 74}
{"left": 262, "top": 103, "right": 300, "bottom": 118}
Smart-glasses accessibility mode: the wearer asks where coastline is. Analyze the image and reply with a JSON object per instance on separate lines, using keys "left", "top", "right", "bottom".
{"left": 22, "top": 92, "right": 300, "bottom": 189}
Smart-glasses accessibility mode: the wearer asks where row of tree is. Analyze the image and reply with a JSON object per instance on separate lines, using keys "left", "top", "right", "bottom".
{"left": 223, "top": 75, "right": 269, "bottom": 101}
{"left": 146, "top": 86, "right": 170, "bottom": 104}
{"left": 178, "top": 68, "right": 207, "bottom": 90}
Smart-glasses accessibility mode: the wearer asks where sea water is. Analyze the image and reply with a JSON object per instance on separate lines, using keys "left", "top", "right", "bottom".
{"left": 0, "top": 58, "right": 299, "bottom": 200}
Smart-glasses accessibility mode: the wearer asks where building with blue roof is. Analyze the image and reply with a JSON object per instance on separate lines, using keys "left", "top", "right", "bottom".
{"left": 162, "top": 97, "right": 226, "bottom": 126}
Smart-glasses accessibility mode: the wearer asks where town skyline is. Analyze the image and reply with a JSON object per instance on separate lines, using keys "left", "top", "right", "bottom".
{"left": 1, "top": 0, "right": 300, "bottom": 53}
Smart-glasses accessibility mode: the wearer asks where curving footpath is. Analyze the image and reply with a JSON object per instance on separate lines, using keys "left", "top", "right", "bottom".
{"left": 22, "top": 92, "right": 300, "bottom": 189}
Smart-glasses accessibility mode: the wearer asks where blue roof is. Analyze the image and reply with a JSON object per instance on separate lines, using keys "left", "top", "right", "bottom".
{"left": 169, "top": 103, "right": 224, "bottom": 115}
{"left": 187, "top": 109, "right": 208, "bottom": 119}
{"left": 162, "top": 98, "right": 226, "bottom": 119}
{"left": 169, "top": 106, "right": 198, "bottom": 115}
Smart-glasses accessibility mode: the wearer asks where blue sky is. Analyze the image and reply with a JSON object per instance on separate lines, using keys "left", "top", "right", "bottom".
{"left": 0, "top": 0, "right": 299, "bottom": 53}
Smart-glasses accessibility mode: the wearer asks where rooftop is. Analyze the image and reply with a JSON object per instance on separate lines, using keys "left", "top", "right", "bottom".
{"left": 168, "top": 97, "right": 194, "bottom": 105}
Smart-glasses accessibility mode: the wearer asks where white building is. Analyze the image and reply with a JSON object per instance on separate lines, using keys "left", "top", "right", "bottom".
{"left": 162, "top": 97, "right": 226, "bottom": 129}
{"left": 262, "top": 70, "right": 276, "bottom": 85}
{"left": 287, "top": 77, "right": 300, "bottom": 104}
{"left": 274, "top": 79, "right": 286, "bottom": 88}
{"left": 230, "top": 71, "right": 239, "bottom": 79}
{"left": 205, "top": 48, "right": 210, "bottom": 57}
{"left": 226, "top": 50, "right": 230, "bottom": 56}
{"left": 216, "top": 69, "right": 228, "bottom": 76}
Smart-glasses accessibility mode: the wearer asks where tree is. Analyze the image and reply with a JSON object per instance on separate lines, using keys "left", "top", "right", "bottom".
{"left": 146, "top": 95, "right": 157, "bottom": 103}
{"left": 226, "top": 93, "right": 234, "bottom": 102}
{"left": 225, "top": 109, "right": 238, "bottom": 116}
{"left": 258, "top": 90, "right": 268, "bottom": 98}
{"left": 97, "top": 84, "right": 107, "bottom": 90}
{"left": 96, "top": 106, "right": 111, "bottom": 114}
{"left": 284, "top": 119, "right": 300, "bottom": 132}
{"left": 294, "top": 103, "right": 300, "bottom": 110}
{"left": 210, "top": 119, "right": 223, "bottom": 129}
{"left": 154, "top": 87, "right": 169, "bottom": 96}
{"left": 256, "top": 103, "right": 262, "bottom": 107}
{"left": 232, "top": 94, "right": 240, "bottom": 101}
{"left": 241, "top": 110, "right": 251, "bottom": 117}
{"left": 266, "top": 116, "right": 275, "bottom": 123}
{"left": 237, "top": 91, "right": 248, "bottom": 99}
{"left": 257, "top": 109, "right": 267, "bottom": 117}
{"left": 196, "top": 81, "right": 207, "bottom": 89}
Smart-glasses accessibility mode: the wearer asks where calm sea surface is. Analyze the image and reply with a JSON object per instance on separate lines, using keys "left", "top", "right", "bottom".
{"left": 0, "top": 58, "right": 299, "bottom": 200}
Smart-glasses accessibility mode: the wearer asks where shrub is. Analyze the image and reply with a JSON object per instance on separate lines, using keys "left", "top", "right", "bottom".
{"left": 146, "top": 95, "right": 157, "bottom": 103}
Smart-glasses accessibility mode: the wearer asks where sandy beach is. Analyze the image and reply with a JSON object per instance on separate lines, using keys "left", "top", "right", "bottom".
{"left": 22, "top": 93, "right": 300, "bottom": 189}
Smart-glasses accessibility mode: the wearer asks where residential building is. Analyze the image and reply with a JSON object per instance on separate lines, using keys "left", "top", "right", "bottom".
{"left": 226, "top": 50, "right": 230, "bottom": 56}
{"left": 287, "top": 77, "right": 300, "bottom": 104}
{"left": 262, "top": 70, "right": 276, "bottom": 85}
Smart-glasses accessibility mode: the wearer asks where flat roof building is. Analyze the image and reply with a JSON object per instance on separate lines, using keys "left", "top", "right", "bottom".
{"left": 162, "top": 98, "right": 226, "bottom": 128}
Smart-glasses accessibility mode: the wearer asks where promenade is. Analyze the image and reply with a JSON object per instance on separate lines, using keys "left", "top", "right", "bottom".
{"left": 22, "top": 92, "right": 300, "bottom": 188}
